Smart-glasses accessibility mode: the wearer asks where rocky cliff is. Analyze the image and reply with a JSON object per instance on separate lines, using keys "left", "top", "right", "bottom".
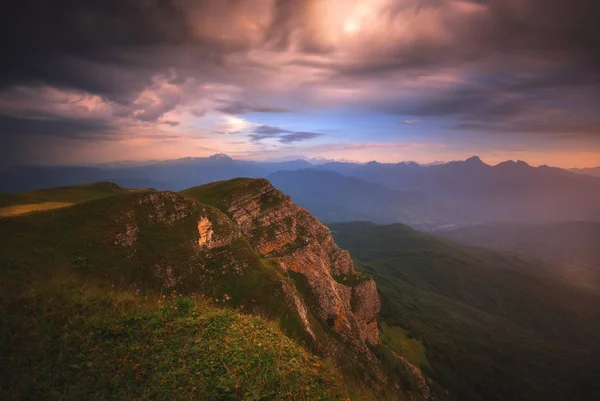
{"left": 181, "top": 179, "right": 382, "bottom": 370}
{"left": 202, "top": 179, "right": 380, "bottom": 349}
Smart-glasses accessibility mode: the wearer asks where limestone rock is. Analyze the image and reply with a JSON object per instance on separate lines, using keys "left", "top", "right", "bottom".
{"left": 215, "top": 179, "right": 381, "bottom": 350}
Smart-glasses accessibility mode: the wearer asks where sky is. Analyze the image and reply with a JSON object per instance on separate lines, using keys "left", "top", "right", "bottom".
{"left": 1, "top": 0, "right": 599, "bottom": 168}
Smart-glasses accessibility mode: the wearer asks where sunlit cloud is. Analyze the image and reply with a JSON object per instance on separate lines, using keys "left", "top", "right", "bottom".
{"left": 0, "top": 0, "right": 599, "bottom": 167}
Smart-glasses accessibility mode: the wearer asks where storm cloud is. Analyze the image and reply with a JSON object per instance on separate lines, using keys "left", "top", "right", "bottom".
{"left": 249, "top": 124, "right": 323, "bottom": 144}
{"left": 0, "top": 0, "right": 599, "bottom": 165}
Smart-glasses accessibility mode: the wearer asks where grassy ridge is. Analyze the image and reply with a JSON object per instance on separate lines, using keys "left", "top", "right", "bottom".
{"left": 0, "top": 182, "right": 397, "bottom": 400}
{"left": 0, "top": 184, "right": 349, "bottom": 400}
{"left": 0, "top": 181, "right": 127, "bottom": 207}
{"left": 0, "top": 189, "right": 311, "bottom": 342}
{"left": 0, "top": 271, "right": 346, "bottom": 400}
{"left": 330, "top": 221, "right": 600, "bottom": 401}
{"left": 0, "top": 201, "right": 74, "bottom": 217}
{"left": 180, "top": 178, "right": 274, "bottom": 213}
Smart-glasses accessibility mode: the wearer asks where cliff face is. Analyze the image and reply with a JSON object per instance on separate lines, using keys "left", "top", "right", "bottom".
{"left": 218, "top": 179, "right": 381, "bottom": 351}
{"left": 178, "top": 178, "right": 384, "bottom": 385}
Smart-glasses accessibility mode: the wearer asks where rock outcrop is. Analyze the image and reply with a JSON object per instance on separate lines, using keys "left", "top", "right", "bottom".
{"left": 203, "top": 179, "right": 381, "bottom": 352}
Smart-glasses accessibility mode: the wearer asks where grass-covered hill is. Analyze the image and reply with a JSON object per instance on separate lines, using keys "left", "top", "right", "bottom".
{"left": 329, "top": 221, "right": 600, "bottom": 401}
{"left": 0, "top": 183, "right": 347, "bottom": 399}
{"left": 0, "top": 181, "right": 126, "bottom": 207}
{"left": 1, "top": 275, "right": 346, "bottom": 400}
{"left": 0, "top": 181, "right": 432, "bottom": 400}
{"left": 0, "top": 181, "right": 133, "bottom": 217}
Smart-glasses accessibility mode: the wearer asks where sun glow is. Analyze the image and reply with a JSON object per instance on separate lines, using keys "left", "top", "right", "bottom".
{"left": 343, "top": 20, "right": 360, "bottom": 33}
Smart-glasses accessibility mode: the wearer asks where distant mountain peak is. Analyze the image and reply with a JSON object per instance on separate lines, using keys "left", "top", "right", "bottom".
{"left": 446, "top": 156, "right": 489, "bottom": 168}
{"left": 208, "top": 153, "right": 233, "bottom": 162}
{"left": 496, "top": 160, "right": 531, "bottom": 169}
{"left": 465, "top": 156, "right": 484, "bottom": 164}
{"left": 421, "top": 161, "right": 446, "bottom": 166}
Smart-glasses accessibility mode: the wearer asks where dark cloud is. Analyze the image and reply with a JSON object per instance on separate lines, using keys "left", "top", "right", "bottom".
{"left": 0, "top": 115, "right": 114, "bottom": 140}
{"left": 216, "top": 100, "right": 291, "bottom": 115}
{"left": 0, "top": 0, "right": 194, "bottom": 96}
{"left": 279, "top": 132, "right": 322, "bottom": 143}
{"left": 403, "top": 85, "right": 531, "bottom": 121}
{"left": 455, "top": 121, "right": 600, "bottom": 137}
{"left": 482, "top": 0, "right": 600, "bottom": 64}
{"left": 250, "top": 124, "right": 322, "bottom": 144}
{"left": 253, "top": 125, "right": 287, "bottom": 136}
{"left": 0, "top": 114, "right": 116, "bottom": 165}
{"left": 387, "top": 69, "right": 600, "bottom": 136}
{"left": 2, "top": 0, "right": 598, "bottom": 92}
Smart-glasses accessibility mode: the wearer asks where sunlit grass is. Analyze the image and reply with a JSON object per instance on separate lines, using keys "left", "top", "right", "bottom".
{"left": 0, "top": 202, "right": 74, "bottom": 217}
{"left": 379, "top": 323, "right": 430, "bottom": 370}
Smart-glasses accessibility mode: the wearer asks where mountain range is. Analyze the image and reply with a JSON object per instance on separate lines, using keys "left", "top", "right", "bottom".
{"left": 267, "top": 169, "right": 444, "bottom": 226}
{"left": 2, "top": 155, "right": 600, "bottom": 227}
{"left": 313, "top": 156, "right": 600, "bottom": 223}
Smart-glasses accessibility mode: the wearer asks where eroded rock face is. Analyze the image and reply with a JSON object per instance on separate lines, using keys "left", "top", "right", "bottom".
{"left": 197, "top": 217, "right": 214, "bottom": 247}
{"left": 225, "top": 185, "right": 299, "bottom": 255}
{"left": 197, "top": 215, "right": 237, "bottom": 249}
{"left": 281, "top": 279, "right": 316, "bottom": 341}
{"left": 196, "top": 203, "right": 239, "bottom": 250}
{"left": 219, "top": 179, "right": 380, "bottom": 351}
{"left": 353, "top": 280, "right": 381, "bottom": 346}
{"left": 392, "top": 352, "right": 433, "bottom": 400}
{"left": 114, "top": 192, "right": 197, "bottom": 250}
{"left": 112, "top": 192, "right": 242, "bottom": 289}
{"left": 114, "top": 192, "right": 197, "bottom": 251}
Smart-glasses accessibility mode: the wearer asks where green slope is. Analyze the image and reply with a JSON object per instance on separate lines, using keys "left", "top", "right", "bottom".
{"left": 0, "top": 181, "right": 127, "bottom": 207}
{"left": 0, "top": 186, "right": 347, "bottom": 400}
{"left": 1, "top": 181, "right": 414, "bottom": 400}
{"left": 329, "top": 221, "right": 600, "bottom": 401}
{"left": 0, "top": 273, "right": 345, "bottom": 400}
{"left": 180, "top": 177, "right": 279, "bottom": 212}
{"left": 0, "top": 188, "right": 309, "bottom": 339}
